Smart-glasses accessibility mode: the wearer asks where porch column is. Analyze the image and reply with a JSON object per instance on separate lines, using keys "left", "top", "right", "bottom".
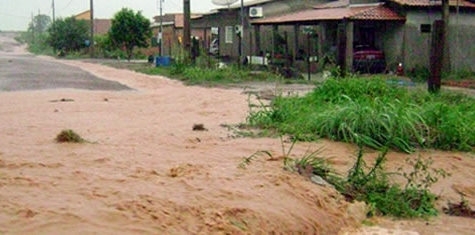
{"left": 272, "top": 25, "right": 278, "bottom": 57}
{"left": 317, "top": 24, "right": 324, "bottom": 63}
{"left": 254, "top": 25, "right": 261, "bottom": 55}
{"left": 346, "top": 21, "right": 354, "bottom": 72}
{"left": 204, "top": 28, "right": 208, "bottom": 52}
{"left": 293, "top": 24, "right": 300, "bottom": 62}
{"left": 337, "top": 21, "right": 347, "bottom": 72}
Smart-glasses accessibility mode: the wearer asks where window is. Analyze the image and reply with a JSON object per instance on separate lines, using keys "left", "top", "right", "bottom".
{"left": 225, "top": 26, "right": 233, "bottom": 44}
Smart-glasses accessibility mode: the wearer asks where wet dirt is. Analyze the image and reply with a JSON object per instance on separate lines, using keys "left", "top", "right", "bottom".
{"left": 1, "top": 32, "right": 475, "bottom": 235}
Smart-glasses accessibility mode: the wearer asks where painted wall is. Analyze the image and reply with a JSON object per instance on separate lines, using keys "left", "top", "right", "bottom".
{"left": 381, "top": 21, "right": 405, "bottom": 70}
{"left": 403, "top": 9, "right": 475, "bottom": 71}
{"left": 447, "top": 12, "right": 475, "bottom": 71}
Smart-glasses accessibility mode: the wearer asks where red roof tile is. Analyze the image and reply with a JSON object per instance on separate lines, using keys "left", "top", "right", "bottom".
{"left": 391, "top": 0, "right": 475, "bottom": 8}
{"left": 351, "top": 5, "right": 406, "bottom": 20}
{"left": 252, "top": 5, "right": 405, "bottom": 24}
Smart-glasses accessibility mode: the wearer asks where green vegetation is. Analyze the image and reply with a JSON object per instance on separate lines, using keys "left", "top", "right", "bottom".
{"left": 407, "top": 65, "right": 475, "bottom": 83}
{"left": 330, "top": 147, "right": 446, "bottom": 218}
{"left": 48, "top": 17, "right": 90, "bottom": 53}
{"left": 241, "top": 137, "right": 448, "bottom": 218}
{"left": 247, "top": 77, "right": 475, "bottom": 153}
{"left": 407, "top": 65, "right": 430, "bottom": 83}
{"left": 115, "top": 61, "right": 290, "bottom": 86}
{"left": 108, "top": 8, "right": 152, "bottom": 61}
{"left": 15, "top": 14, "right": 54, "bottom": 55}
{"left": 16, "top": 9, "right": 152, "bottom": 60}
{"left": 55, "top": 129, "right": 85, "bottom": 143}
{"left": 443, "top": 68, "right": 475, "bottom": 81}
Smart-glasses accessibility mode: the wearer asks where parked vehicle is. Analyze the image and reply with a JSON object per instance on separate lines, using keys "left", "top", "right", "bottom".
{"left": 353, "top": 45, "right": 386, "bottom": 73}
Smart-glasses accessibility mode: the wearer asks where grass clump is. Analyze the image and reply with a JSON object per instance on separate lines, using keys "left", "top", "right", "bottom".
{"left": 288, "top": 145, "right": 444, "bottom": 218}
{"left": 247, "top": 77, "right": 475, "bottom": 152}
{"left": 241, "top": 137, "right": 446, "bottom": 218}
{"left": 116, "top": 58, "right": 300, "bottom": 86}
{"left": 340, "top": 147, "right": 445, "bottom": 218}
{"left": 174, "top": 65, "right": 284, "bottom": 86}
{"left": 55, "top": 129, "right": 85, "bottom": 143}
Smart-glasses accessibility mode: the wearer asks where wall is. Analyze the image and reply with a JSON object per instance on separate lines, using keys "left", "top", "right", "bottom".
{"left": 403, "top": 10, "right": 439, "bottom": 71}
{"left": 447, "top": 12, "right": 475, "bottom": 71}
{"left": 381, "top": 21, "right": 405, "bottom": 69}
{"left": 403, "top": 9, "right": 475, "bottom": 72}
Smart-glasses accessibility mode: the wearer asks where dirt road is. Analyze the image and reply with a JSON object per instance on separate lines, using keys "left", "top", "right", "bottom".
{"left": 1, "top": 32, "right": 474, "bottom": 234}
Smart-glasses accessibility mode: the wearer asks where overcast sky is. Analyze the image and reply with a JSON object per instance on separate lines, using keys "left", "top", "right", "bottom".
{"left": 0, "top": 0, "right": 222, "bottom": 31}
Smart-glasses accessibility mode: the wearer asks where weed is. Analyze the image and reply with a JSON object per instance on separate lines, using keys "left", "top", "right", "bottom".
{"left": 443, "top": 68, "right": 475, "bottom": 81}
{"left": 339, "top": 146, "right": 441, "bottom": 218}
{"left": 400, "top": 155, "right": 450, "bottom": 191}
{"left": 407, "top": 65, "right": 430, "bottom": 83}
{"left": 444, "top": 195, "right": 475, "bottom": 218}
{"left": 291, "top": 148, "right": 334, "bottom": 180}
{"left": 238, "top": 150, "right": 273, "bottom": 169}
{"left": 240, "top": 132, "right": 444, "bottom": 218}
{"left": 55, "top": 129, "right": 85, "bottom": 143}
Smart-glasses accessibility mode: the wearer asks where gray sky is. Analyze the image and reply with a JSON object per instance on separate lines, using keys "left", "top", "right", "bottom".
{"left": 0, "top": 0, "right": 220, "bottom": 31}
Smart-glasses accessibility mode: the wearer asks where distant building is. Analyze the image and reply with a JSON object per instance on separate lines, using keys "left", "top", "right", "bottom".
{"left": 74, "top": 10, "right": 111, "bottom": 35}
{"left": 151, "top": 13, "right": 204, "bottom": 56}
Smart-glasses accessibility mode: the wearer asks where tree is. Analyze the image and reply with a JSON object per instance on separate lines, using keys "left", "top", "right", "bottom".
{"left": 21, "top": 14, "right": 51, "bottom": 45}
{"left": 28, "top": 14, "right": 52, "bottom": 34}
{"left": 109, "top": 8, "right": 152, "bottom": 60}
{"left": 47, "top": 17, "right": 90, "bottom": 53}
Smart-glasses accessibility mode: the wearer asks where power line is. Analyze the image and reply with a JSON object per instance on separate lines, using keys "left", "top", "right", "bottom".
{"left": 59, "top": 0, "right": 76, "bottom": 12}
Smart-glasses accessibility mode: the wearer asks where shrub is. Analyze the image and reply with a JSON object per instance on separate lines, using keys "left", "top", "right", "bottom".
{"left": 407, "top": 65, "right": 430, "bottom": 83}
{"left": 55, "top": 129, "right": 85, "bottom": 143}
{"left": 285, "top": 145, "right": 443, "bottom": 218}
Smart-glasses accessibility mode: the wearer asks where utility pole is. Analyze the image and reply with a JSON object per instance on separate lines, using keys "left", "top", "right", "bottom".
{"left": 240, "top": 0, "right": 244, "bottom": 65}
{"left": 31, "top": 12, "right": 35, "bottom": 43}
{"left": 183, "top": 0, "right": 191, "bottom": 60}
{"left": 52, "top": 0, "right": 55, "bottom": 23}
{"left": 442, "top": 0, "right": 450, "bottom": 72}
{"left": 159, "top": 0, "right": 164, "bottom": 56}
{"left": 428, "top": 0, "right": 449, "bottom": 93}
{"left": 52, "top": 0, "right": 56, "bottom": 53}
{"left": 90, "top": 0, "right": 94, "bottom": 58}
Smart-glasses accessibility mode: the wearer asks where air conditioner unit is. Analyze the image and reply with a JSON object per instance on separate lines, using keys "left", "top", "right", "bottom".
{"left": 249, "top": 7, "right": 263, "bottom": 18}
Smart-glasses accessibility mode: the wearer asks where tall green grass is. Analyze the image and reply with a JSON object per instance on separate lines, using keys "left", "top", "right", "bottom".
{"left": 247, "top": 77, "right": 475, "bottom": 152}
{"left": 143, "top": 63, "right": 283, "bottom": 86}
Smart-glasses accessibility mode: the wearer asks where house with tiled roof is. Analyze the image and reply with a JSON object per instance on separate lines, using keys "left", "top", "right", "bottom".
{"left": 250, "top": 0, "right": 475, "bottom": 72}
{"left": 191, "top": 0, "right": 475, "bottom": 73}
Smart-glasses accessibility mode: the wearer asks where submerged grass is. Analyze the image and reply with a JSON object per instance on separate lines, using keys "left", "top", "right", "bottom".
{"left": 247, "top": 77, "right": 475, "bottom": 152}
{"left": 274, "top": 140, "right": 444, "bottom": 218}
